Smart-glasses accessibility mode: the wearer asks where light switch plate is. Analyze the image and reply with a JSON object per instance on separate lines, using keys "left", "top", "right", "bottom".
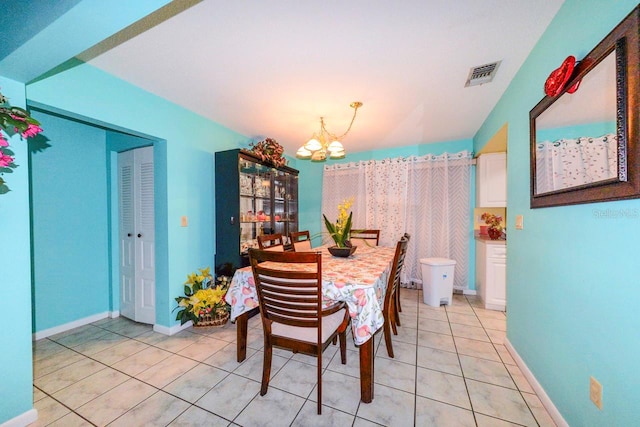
{"left": 590, "top": 376, "right": 603, "bottom": 409}
{"left": 181, "top": 216, "right": 188, "bottom": 227}
{"left": 515, "top": 215, "right": 523, "bottom": 230}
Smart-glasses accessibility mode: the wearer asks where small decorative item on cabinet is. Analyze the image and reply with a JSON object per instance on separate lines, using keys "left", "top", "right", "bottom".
{"left": 248, "top": 137, "right": 287, "bottom": 168}
{"left": 481, "top": 212, "right": 504, "bottom": 240}
{"left": 173, "top": 267, "right": 231, "bottom": 327}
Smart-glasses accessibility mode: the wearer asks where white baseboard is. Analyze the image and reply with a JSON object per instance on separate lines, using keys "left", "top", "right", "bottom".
{"left": 462, "top": 289, "right": 477, "bottom": 295}
{"left": 153, "top": 321, "right": 192, "bottom": 336}
{"left": 504, "top": 338, "right": 568, "bottom": 427}
{"left": 33, "top": 311, "right": 116, "bottom": 340}
{"left": 0, "top": 408, "right": 38, "bottom": 427}
{"left": 484, "top": 302, "right": 505, "bottom": 311}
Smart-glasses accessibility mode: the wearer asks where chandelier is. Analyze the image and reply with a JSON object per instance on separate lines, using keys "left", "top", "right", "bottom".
{"left": 296, "top": 101, "right": 363, "bottom": 162}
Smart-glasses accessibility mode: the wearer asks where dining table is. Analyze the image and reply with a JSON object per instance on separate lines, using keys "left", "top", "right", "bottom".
{"left": 224, "top": 243, "right": 396, "bottom": 403}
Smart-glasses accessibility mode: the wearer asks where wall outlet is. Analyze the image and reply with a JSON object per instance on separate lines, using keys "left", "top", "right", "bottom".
{"left": 590, "top": 376, "right": 603, "bottom": 409}
{"left": 181, "top": 216, "right": 188, "bottom": 227}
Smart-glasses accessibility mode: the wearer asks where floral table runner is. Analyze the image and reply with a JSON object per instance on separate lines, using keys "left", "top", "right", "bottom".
{"left": 225, "top": 244, "right": 395, "bottom": 345}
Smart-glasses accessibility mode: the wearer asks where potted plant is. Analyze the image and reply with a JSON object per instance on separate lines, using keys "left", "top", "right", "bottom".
{"left": 480, "top": 212, "right": 504, "bottom": 240}
{"left": 323, "top": 197, "right": 356, "bottom": 257}
{"left": 174, "top": 267, "right": 231, "bottom": 327}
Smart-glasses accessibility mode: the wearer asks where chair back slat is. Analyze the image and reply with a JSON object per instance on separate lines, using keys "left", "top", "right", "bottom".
{"left": 249, "top": 249, "right": 322, "bottom": 329}
{"left": 380, "top": 236, "right": 409, "bottom": 358}
{"left": 257, "top": 233, "right": 285, "bottom": 251}
{"left": 385, "top": 237, "right": 409, "bottom": 308}
{"left": 290, "top": 230, "right": 312, "bottom": 252}
{"left": 350, "top": 229, "right": 380, "bottom": 246}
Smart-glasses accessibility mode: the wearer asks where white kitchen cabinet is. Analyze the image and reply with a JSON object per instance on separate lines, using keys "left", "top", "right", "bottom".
{"left": 476, "top": 152, "right": 507, "bottom": 207}
{"left": 475, "top": 239, "right": 506, "bottom": 311}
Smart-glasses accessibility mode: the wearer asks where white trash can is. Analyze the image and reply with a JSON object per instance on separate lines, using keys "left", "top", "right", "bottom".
{"left": 420, "top": 257, "right": 456, "bottom": 307}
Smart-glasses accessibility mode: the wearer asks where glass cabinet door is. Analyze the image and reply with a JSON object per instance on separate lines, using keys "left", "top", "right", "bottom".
{"left": 239, "top": 159, "right": 273, "bottom": 253}
{"left": 238, "top": 161, "right": 299, "bottom": 253}
{"left": 215, "top": 149, "right": 299, "bottom": 269}
{"left": 281, "top": 172, "right": 298, "bottom": 239}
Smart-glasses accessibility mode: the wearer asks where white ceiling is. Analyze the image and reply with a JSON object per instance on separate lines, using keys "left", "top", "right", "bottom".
{"left": 86, "top": 0, "right": 564, "bottom": 156}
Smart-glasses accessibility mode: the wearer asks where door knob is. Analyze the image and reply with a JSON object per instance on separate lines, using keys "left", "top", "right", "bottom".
{"left": 137, "top": 233, "right": 142, "bottom": 238}
{"left": 127, "top": 233, "right": 132, "bottom": 237}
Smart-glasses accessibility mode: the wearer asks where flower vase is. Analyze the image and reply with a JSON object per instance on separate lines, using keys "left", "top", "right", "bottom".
{"left": 487, "top": 227, "right": 502, "bottom": 240}
{"left": 328, "top": 246, "right": 357, "bottom": 257}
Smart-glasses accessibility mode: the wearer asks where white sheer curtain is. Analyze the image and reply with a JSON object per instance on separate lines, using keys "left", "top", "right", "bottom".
{"left": 536, "top": 133, "right": 618, "bottom": 193}
{"left": 322, "top": 151, "right": 472, "bottom": 291}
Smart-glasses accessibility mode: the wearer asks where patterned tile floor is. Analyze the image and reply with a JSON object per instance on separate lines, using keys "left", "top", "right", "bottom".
{"left": 30, "top": 290, "right": 556, "bottom": 426}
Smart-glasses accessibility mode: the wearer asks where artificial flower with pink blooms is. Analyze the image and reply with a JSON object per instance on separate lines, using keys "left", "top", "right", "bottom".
{"left": 0, "top": 152, "right": 15, "bottom": 168}
{"left": 21, "top": 123, "right": 43, "bottom": 138}
{"left": 1, "top": 88, "right": 44, "bottom": 193}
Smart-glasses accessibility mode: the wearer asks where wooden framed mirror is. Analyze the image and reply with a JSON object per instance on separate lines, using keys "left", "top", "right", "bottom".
{"left": 530, "top": 6, "right": 639, "bottom": 208}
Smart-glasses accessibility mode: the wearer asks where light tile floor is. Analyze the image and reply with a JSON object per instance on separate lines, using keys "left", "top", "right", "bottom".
{"left": 30, "top": 290, "right": 556, "bottom": 426}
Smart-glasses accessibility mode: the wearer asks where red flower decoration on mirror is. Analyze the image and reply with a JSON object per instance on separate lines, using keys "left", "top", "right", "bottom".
{"left": 544, "top": 55, "right": 577, "bottom": 97}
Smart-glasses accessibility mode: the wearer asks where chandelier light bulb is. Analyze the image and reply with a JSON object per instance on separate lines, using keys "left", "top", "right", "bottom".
{"left": 296, "top": 146, "right": 312, "bottom": 158}
{"left": 310, "top": 150, "right": 327, "bottom": 162}
{"left": 327, "top": 140, "right": 344, "bottom": 153}
{"left": 304, "top": 138, "right": 322, "bottom": 151}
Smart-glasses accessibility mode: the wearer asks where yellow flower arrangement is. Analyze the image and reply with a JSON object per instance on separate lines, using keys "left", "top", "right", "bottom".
{"left": 174, "top": 267, "right": 231, "bottom": 325}
{"left": 480, "top": 212, "right": 503, "bottom": 231}
{"left": 323, "top": 197, "right": 354, "bottom": 248}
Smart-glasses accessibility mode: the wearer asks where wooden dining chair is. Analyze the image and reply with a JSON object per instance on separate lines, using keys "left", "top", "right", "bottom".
{"left": 395, "top": 232, "right": 411, "bottom": 322}
{"left": 349, "top": 229, "right": 380, "bottom": 247}
{"left": 257, "top": 233, "right": 285, "bottom": 251}
{"left": 248, "top": 249, "right": 349, "bottom": 414}
{"left": 381, "top": 236, "right": 409, "bottom": 358}
{"left": 289, "top": 230, "right": 312, "bottom": 252}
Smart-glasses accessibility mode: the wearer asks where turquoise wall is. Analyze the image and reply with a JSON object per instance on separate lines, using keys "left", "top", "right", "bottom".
{"left": 474, "top": 1, "right": 640, "bottom": 425}
{"left": 0, "top": 78, "right": 35, "bottom": 423}
{"left": 30, "top": 112, "right": 110, "bottom": 331}
{"left": 27, "top": 63, "right": 247, "bottom": 329}
{"left": 294, "top": 138, "right": 476, "bottom": 288}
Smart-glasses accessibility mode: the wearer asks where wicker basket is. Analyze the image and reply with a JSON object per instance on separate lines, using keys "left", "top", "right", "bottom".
{"left": 195, "top": 310, "right": 230, "bottom": 327}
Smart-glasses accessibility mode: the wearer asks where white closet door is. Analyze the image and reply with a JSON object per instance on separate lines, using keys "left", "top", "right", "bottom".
{"left": 118, "top": 146, "right": 155, "bottom": 324}
{"left": 119, "top": 150, "right": 136, "bottom": 320}
{"left": 135, "top": 147, "right": 155, "bottom": 324}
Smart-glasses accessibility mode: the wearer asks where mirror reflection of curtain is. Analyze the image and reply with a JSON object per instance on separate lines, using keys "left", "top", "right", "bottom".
{"left": 322, "top": 151, "right": 472, "bottom": 291}
{"left": 535, "top": 133, "right": 618, "bottom": 194}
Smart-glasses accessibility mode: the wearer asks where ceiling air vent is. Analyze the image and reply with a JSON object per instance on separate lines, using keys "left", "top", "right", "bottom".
{"left": 465, "top": 61, "right": 501, "bottom": 87}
